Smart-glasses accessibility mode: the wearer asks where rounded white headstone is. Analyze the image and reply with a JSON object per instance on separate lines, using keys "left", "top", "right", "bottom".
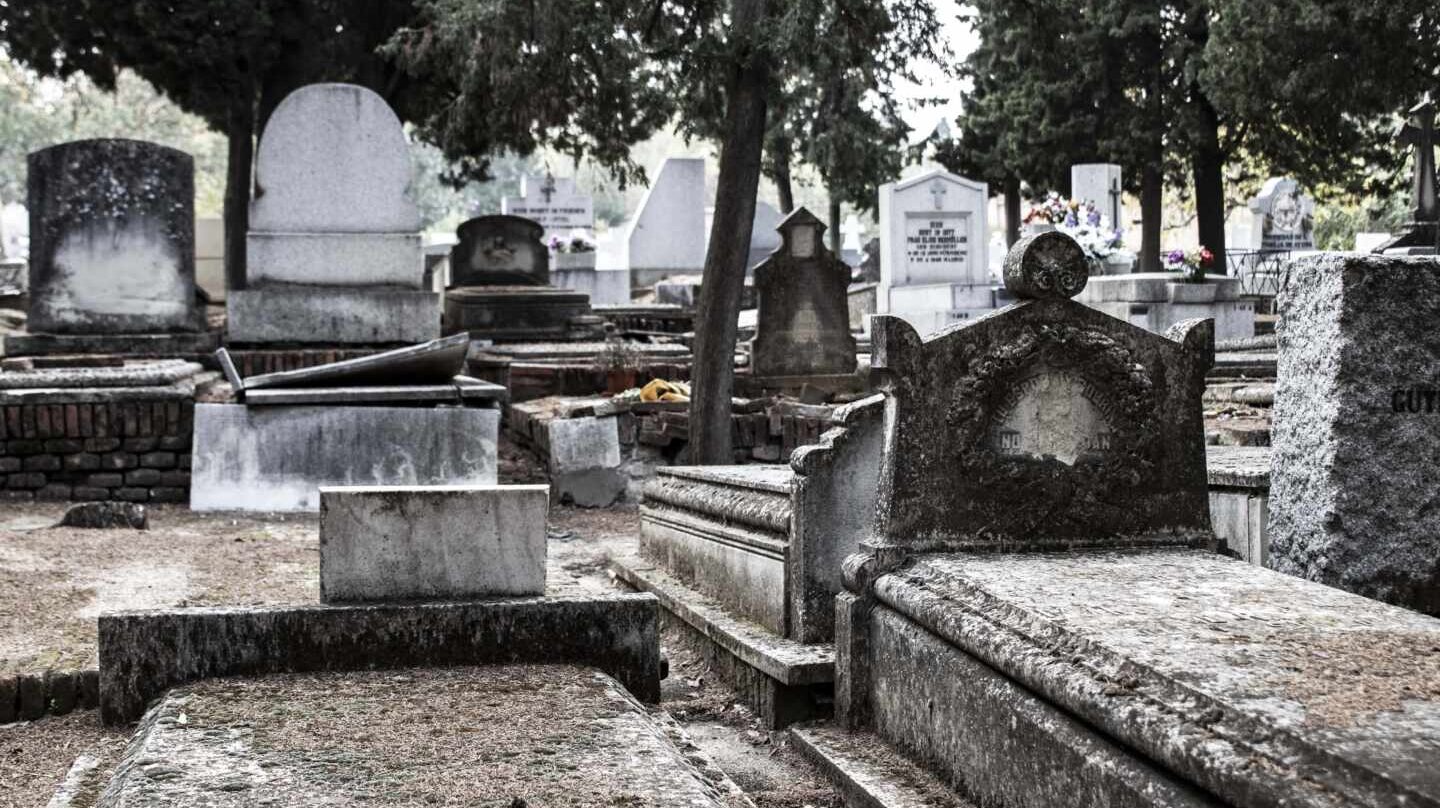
{"left": 250, "top": 83, "right": 419, "bottom": 234}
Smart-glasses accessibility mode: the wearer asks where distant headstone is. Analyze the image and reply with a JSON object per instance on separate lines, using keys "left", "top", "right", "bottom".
{"left": 858, "top": 238, "right": 880, "bottom": 283}
{"left": 194, "top": 217, "right": 225, "bottom": 301}
{"left": 1375, "top": 96, "right": 1439, "bottom": 254}
{"left": 877, "top": 169, "right": 991, "bottom": 334}
{"left": 27, "top": 139, "right": 200, "bottom": 334}
{"left": 752, "top": 208, "right": 857, "bottom": 377}
{"left": 227, "top": 83, "right": 437, "bottom": 345}
{"left": 450, "top": 215, "right": 550, "bottom": 287}
{"left": 1271, "top": 253, "right": 1440, "bottom": 615}
{"left": 627, "top": 158, "right": 707, "bottom": 283}
{"left": 1248, "top": 177, "right": 1315, "bottom": 250}
{"left": 1070, "top": 163, "right": 1123, "bottom": 232}
{"left": 747, "top": 201, "right": 784, "bottom": 270}
{"left": 501, "top": 171, "right": 595, "bottom": 233}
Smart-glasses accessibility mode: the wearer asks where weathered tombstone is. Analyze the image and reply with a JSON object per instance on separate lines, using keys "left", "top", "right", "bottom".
{"left": 626, "top": 157, "right": 707, "bottom": 286}
{"left": 1375, "top": 96, "right": 1439, "bottom": 254}
{"left": 444, "top": 214, "right": 599, "bottom": 342}
{"left": 751, "top": 208, "right": 858, "bottom": 377}
{"left": 877, "top": 168, "right": 991, "bottom": 334}
{"left": 226, "top": 83, "right": 438, "bottom": 344}
{"left": 501, "top": 171, "right": 595, "bottom": 234}
{"left": 858, "top": 237, "right": 881, "bottom": 283}
{"left": 1248, "top": 176, "right": 1315, "bottom": 250}
{"left": 816, "top": 232, "right": 1440, "bottom": 808}
{"left": 1070, "top": 163, "right": 1123, "bottom": 232}
{"left": 26, "top": 139, "right": 201, "bottom": 334}
{"left": 450, "top": 215, "right": 550, "bottom": 287}
{"left": 1270, "top": 253, "right": 1440, "bottom": 614}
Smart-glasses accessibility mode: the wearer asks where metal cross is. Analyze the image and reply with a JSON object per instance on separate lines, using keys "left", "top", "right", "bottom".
{"left": 1398, "top": 95, "right": 1438, "bottom": 224}
{"left": 1107, "top": 177, "right": 1122, "bottom": 227}
{"left": 540, "top": 171, "right": 557, "bottom": 204}
{"left": 929, "top": 178, "right": 948, "bottom": 211}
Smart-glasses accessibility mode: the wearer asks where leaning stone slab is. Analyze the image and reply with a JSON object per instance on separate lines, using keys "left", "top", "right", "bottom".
{"left": 98, "top": 666, "right": 743, "bottom": 808}
{"left": 98, "top": 593, "right": 662, "bottom": 724}
{"left": 237, "top": 332, "right": 469, "bottom": 390}
{"left": 241, "top": 379, "right": 504, "bottom": 406}
{"left": 190, "top": 403, "right": 498, "bottom": 512}
{"left": 27, "top": 139, "right": 201, "bottom": 334}
{"left": 319, "top": 485, "right": 548, "bottom": 603}
{"left": 1272, "top": 253, "right": 1440, "bottom": 614}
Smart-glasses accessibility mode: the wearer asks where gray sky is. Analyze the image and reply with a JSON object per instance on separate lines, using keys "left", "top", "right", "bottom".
{"left": 895, "top": 0, "right": 978, "bottom": 141}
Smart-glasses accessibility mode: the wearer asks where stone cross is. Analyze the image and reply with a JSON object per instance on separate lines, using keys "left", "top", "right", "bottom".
{"left": 1398, "top": 96, "right": 1438, "bottom": 224}
{"left": 1107, "top": 177, "right": 1122, "bottom": 228}
{"left": 929, "top": 178, "right": 948, "bottom": 211}
{"left": 541, "top": 171, "right": 557, "bottom": 204}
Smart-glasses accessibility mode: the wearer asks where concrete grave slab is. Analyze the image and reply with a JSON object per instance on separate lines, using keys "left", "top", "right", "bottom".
{"left": 246, "top": 231, "right": 423, "bottom": 287}
{"left": 238, "top": 332, "right": 469, "bottom": 390}
{"left": 225, "top": 286, "right": 440, "bottom": 345}
{"left": 98, "top": 593, "right": 662, "bottom": 723}
{"left": 241, "top": 379, "right": 504, "bottom": 406}
{"left": 319, "top": 484, "right": 548, "bottom": 602}
{"left": 547, "top": 416, "right": 625, "bottom": 507}
{"left": 190, "top": 403, "right": 498, "bottom": 512}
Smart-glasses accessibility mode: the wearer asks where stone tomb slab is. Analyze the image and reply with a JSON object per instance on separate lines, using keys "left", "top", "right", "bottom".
{"left": 190, "top": 403, "right": 498, "bottom": 512}
{"left": 100, "top": 666, "right": 742, "bottom": 807}
{"left": 868, "top": 550, "right": 1440, "bottom": 808}
{"left": 319, "top": 484, "right": 548, "bottom": 603}
{"left": 225, "top": 286, "right": 440, "bottom": 345}
{"left": 235, "top": 332, "right": 469, "bottom": 390}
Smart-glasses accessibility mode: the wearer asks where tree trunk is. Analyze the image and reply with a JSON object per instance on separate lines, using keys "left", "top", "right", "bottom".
{"left": 223, "top": 95, "right": 255, "bottom": 292}
{"left": 1191, "top": 96, "right": 1226, "bottom": 273}
{"left": 1003, "top": 176, "right": 1022, "bottom": 247}
{"left": 688, "top": 0, "right": 771, "bottom": 465}
{"left": 1139, "top": 159, "right": 1162, "bottom": 272}
{"left": 828, "top": 194, "right": 842, "bottom": 255}
{"left": 773, "top": 138, "right": 795, "bottom": 214}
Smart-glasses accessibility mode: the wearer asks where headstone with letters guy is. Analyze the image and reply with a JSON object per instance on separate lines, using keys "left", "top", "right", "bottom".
{"left": 877, "top": 168, "right": 991, "bottom": 335}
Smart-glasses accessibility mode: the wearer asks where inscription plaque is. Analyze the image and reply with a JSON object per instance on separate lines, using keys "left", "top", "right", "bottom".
{"left": 903, "top": 213, "right": 969, "bottom": 284}
{"left": 990, "top": 369, "right": 1114, "bottom": 465}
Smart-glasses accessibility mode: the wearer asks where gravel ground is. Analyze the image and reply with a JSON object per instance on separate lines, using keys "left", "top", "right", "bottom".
{"left": 0, "top": 711, "right": 128, "bottom": 808}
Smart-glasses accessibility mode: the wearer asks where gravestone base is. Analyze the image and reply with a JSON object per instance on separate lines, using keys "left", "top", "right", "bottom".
{"left": 2, "top": 331, "right": 220, "bottom": 358}
{"left": 226, "top": 286, "right": 440, "bottom": 345}
{"left": 734, "top": 372, "right": 868, "bottom": 401}
{"left": 247, "top": 231, "right": 423, "bottom": 287}
{"left": 1076, "top": 273, "right": 1256, "bottom": 341}
{"left": 444, "top": 286, "right": 603, "bottom": 342}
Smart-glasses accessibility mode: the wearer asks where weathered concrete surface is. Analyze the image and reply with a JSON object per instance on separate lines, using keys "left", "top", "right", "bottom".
{"left": 1271, "top": 253, "right": 1440, "bottom": 614}
{"left": 872, "top": 550, "right": 1440, "bottom": 808}
{"left": 751, "top": 208, "right": 857, "bottom": 377}
{"left": 242, "top": 380, "right": 503, "bottom": 406}
{"left": 225, "top": 286, "right": 440, "bottom": 345}
{"left": 547, "top": 416, "right": 625, "bottom": 507}
{"left": 789, "top": 724, "right": 975, "bottom": 808}
{"left": 1206, "top": 446, "right": 1271, "bottom": 564}
{"left": 99, "top": 593, "right": 663, "bottom": 723}
{"left": 871, "top": 300, "right": 1214, "bottom": 548}
{"left": 190, "top": 403, "right": 498, "bottom": 512}
{"left": 0, "top": 360, "right": 203, "bottom": 389}
{"left": 27, "top": 139, "right": 201, "bottom": 335}
{"left": 246, "top": 231, "right": 423, "bottom": 287}
{"left": 1, "top": 331, "right": 218, "bottom": 358}
{"left": 98, "top": 666, "right": 742, "bottom": 808}
{"left": 319, "top": 485, "right": 548, "bottom": 602}
{"left": 238, "top": 332, "right": 469, "bottom": 390}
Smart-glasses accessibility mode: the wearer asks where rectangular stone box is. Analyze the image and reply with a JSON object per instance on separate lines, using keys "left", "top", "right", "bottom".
{"left": 190, "top": 403, "right": 498, "bottom": 512}
{"left": 319, "top": 484, "right": 548, "bottom": 603}
{"left": 98, "top": 593, "right": 662, "bottom": 723}
{"left": 247, "top": 231, "right": 423, "bottom": 288}
{"left": 226, "top": 287, "right": 440, "bottom": 345}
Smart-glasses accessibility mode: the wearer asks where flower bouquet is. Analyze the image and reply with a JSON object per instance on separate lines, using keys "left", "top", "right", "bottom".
{"left": 1164, "top": 246, "right": 1215, "bottom": 283}
{"left": 1029, "top": 192, "right": 1125, "bottom": 271}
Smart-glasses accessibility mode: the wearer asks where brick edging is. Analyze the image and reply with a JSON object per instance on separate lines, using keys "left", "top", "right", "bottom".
{"left": 0, "top": 669, "right": 100, "bottom": 722}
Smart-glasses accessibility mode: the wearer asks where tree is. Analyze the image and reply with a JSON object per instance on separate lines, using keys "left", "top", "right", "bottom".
{"left": 388, "top": 0, "right": 943, "bottom": 464}
{"left": 1, "top": 1, "right": 419, "bottom": 290}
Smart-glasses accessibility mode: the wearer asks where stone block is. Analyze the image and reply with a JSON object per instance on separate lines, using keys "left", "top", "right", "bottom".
{"left": 6, "top": 439, "right": 42, "bottom": 456}
{"left": 149, "top": 487, "right": 187, "bottom": 503}
{"left": 17, "top": 674, "right": 44, "bottom": 720}
{"left": 26, "top": 139, "right": 200, "bottom": 334}
{"left": 101, "top": 452, "right": 138, "bottom": 470}
{"left": 22, "top": 455, "right": 60, "bottom": 472}
{"left": 85, "top": 438, "right": 121, "bottom": 452}
{"left": 0, "top": 457, "right": 19, "bottom": 472}
{"left": 190, "top": 403, "right": 498, "bottom": 512}
{"left": 87, "top": 473, "right": 124, "bottom": 488}
{"left": 319, "top": 484, "right": 548, "bottom": 603}
{"left": 248, "top": 231, "right": 423, "bottom": 288}
{"left": 43, "top": 438, "right": 82, "bottom": 453}
{"left": 98, "top": 594, "right": 662, "bottom": 724}
{"left": 123, "top": 437, "right": 158, "bottom": 452}
{"left": 547, "top": 416, "right": 625, "bottom": 507}
{"left": 45, "top": 670, "right": 76, "bottom": 716}
{"left": 1272, "top": 254, "right": 1440, "bottom": 614}
{"left": 0, "top": 676, "right": 15, "bottom": 723}
{"left": 8, "top": 472, "right": 45, "bottom": 489}
{"left": 225, "top": 287, "right": 440, "bottom": 345}
{"left": 115, "top": 487, "right": 150, "bottom": 502}
{"left": 140, "top": 451, "right": 177, "bottom": 469}
{"left": 125, "top": 468, "right": 162, "bottom": 486}
{"left": 62, "top": 452, "right": 101, "bottom": 471}
{"left": 71, "top": 487, "right": 110, "bottom": 501}
{"left": 36, "top": 483, "right": 72, "bottom": 501}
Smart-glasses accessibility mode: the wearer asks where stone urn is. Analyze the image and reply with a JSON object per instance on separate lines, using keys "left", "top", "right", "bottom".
{"left": 1166, "top": 279, "right": 1219, "bottom": 303}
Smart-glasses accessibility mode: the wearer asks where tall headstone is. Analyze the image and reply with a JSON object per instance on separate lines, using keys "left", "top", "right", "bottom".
{"left": 1248, "top": 177, "right": 1315, "bottom": 250}
{"left": 746, "top": 201, "right": 784, "bottom": 270}
{"left": 751, "top": 208, "right": 858, "bottom": 377}
{"left": 877, "top": 168, "right": 991, "bottom": 335}
{"left": 501, "top": 172, "right": 595, "bottom": 235}
{"left": 27, "top": 139, "right": 201, "bottom": 334}
{"left": 226, "top": 83, "right": 438, "bottom": 344}
{"left": 1070, "top": 163, "right": 1123, "bottom": 232}
{"left": 1375, "top": 96, "right": 1439, "bottom": 254}
{"left": 626, "top": 158, "right": 707, "bottom": 285}
{"left": 1270, "top": 253, "right": 1440, "bottom": 615}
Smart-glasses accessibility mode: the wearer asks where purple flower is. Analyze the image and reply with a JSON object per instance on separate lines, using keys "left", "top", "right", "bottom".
{"left": 1166, "top": 249, "right": 1185, "bottom": 266}
{"left": 1086, "top": 208, "right": 1101, "bottom": 226}
{"left": 1064, "top": 211, "right": 1078, "bottom": 227}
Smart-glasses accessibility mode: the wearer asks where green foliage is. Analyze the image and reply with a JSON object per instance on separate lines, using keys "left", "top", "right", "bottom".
{"left": 1313, "top": 190, "right": 1412, "bottom": 251}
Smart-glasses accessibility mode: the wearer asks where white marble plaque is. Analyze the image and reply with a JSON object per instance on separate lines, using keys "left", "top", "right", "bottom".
{"left": 990, "top": 370, "right": 1114, "bottom": 465}
{"left": 903, "top": 213, "right": 969, "bottom": 284}
{"left": 502, "top": 173, "right": 594, "bottom": 231}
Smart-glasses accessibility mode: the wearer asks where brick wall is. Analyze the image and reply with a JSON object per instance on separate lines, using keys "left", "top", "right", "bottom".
{"left": 0, "top": 397, "right": 193, "bottom": 503}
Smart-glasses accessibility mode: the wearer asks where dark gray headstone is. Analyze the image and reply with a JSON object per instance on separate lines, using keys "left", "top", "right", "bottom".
{"left": 450, "top": 215, "right": 550, "bottom": 287}
{"left": 752, "top": 208, "right": 857, "bottom": 377}
{"left": 1271, "top": 252, "right": 1440, "bottom": 615}
{"left": 28, "top": 139, "right": 199, "bottom": 334}
{"left": 871, "top": 231, "right": 1214, "bottom": 547}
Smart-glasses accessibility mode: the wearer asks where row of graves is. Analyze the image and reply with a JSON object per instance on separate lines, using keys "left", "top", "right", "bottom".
{"left": 613, "top": 231, "right": 1440, "bottom": 807}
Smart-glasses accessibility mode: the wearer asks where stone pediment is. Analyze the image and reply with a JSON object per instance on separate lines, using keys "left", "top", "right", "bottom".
{"left": 870, "top": 231, "right": 1214, "bottom": 548}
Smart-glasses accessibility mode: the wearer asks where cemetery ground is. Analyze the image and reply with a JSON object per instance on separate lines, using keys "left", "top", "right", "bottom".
{"left": 0, "top": 438, "right": 843, "bottom": 808}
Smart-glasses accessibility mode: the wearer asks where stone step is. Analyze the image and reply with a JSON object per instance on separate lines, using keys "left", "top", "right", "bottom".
{"left": 1203, "top": 381, "right": 1275, "bottom": 407}
{"left": 790, "top": 723, "right": 976, "bottom": 808}
{"left": 97, "top": 665, "right": 751, "bottom": 808}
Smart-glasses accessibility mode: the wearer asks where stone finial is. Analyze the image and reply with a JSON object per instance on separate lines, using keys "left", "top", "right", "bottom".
{"left": 1002, "top": 231, "right": 1088, "bottom": 300}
